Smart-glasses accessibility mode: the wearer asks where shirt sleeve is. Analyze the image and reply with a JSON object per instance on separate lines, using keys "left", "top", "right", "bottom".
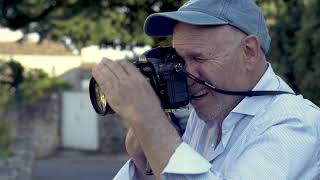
{"left": 113, "top": 159, "right": 136, "bottom": 180}
{"left": 161, "top": 117, "right": 319, "bottom": 180}
{"left": 161, "top": 142, "right": 223, "bottom": 180}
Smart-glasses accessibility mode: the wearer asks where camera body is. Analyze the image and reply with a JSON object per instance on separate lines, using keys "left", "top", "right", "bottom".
{"left": 135, "top": 46, "right": 189, "bottom": 109}
{"left": 89, "top": 46, "right": 190, "bottom": 115}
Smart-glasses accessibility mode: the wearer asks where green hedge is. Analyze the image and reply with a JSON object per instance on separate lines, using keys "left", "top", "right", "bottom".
{"left": 0, "top": 120, "right": 13, "bottom": 158}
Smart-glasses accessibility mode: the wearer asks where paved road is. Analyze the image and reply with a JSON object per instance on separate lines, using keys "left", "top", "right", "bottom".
{"left": 33, "top": 151, "right": 129, "bottom": 180}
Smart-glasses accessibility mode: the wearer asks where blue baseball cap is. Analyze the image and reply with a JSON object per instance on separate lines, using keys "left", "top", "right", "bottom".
{"left": 144, "top": 0, "right": 271, "bottom": 53}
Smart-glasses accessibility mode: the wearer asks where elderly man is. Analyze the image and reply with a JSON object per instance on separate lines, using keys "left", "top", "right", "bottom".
{"left": 92, "top": 0, "right": 320, "bottom": 179}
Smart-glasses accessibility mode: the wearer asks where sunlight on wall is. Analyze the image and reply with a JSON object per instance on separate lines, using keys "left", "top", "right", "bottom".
{"left": 0, "top": 28, "right": 23, "bottom": 42}
{"left": 0, "top": 54, "right": 81, "bottom": 77}
{"left": 81, "top": 45, "right": 151, "bottom": 63}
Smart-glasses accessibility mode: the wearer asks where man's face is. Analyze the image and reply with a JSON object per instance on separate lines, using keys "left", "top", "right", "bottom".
{"left": 173, "top": 23, "right": 248, "bottom": 123}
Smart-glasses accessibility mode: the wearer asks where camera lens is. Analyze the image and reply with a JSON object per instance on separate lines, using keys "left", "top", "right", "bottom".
{"left": 95, "top": 82, "right": 107, "bottom": 110}
{"left": 89, "top": 78, "right": 113, "bottom": 115}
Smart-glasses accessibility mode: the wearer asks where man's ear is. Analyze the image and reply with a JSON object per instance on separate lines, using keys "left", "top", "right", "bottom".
{"left": 242, "top": 35, "right": 261, "bottom": 71}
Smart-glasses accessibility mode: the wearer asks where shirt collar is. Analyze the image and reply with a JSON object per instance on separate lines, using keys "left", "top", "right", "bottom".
{"left": 217, "top": 64, "right": 282, "bottom": 149}
{"left": 231, "top": 64, "right": 282, "bottom": 116}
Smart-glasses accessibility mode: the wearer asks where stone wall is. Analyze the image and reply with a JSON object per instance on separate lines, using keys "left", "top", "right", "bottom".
{"left": 0, "top": 138, "right": 34, "bottom": 180}
{"left": 4, "top": 92, "right": 129, "bottom": 156}
{"left": 4, "top": 93, "right": 61, "bottom": 158}
{"left": 98, "top": 114, "right": 128, "bottom": 154}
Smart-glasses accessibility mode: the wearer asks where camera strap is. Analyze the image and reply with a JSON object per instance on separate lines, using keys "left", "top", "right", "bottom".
{"left": 168, "top": 113, "right": 185, "bottom": 136}
{"left": 176, "top": 68, "right": 297, "bottom": 97}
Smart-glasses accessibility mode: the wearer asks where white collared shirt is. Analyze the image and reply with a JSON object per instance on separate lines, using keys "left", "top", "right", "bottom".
{"left": 114, "top": 65, "right": 320, "bottom": 180}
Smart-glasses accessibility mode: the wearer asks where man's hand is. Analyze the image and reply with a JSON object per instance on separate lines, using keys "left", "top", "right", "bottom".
{"left": 91, "top": 58, "right": 163, "bottom": 124}
{"left": 92, "top": 58, "right": 182, "bottom": 179}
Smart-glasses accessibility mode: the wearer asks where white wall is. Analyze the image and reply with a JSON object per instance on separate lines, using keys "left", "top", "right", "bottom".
{"left": 0, "top": 54, "right": 81, "bottom": 76}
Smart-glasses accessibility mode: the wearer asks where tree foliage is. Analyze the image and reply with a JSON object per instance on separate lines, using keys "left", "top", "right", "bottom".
{"left": 268, "top": 0, "right": 304, "bottom": 92}
{"left": 0, "top": 0, "right": 185, "bottom": 49}
{"left": 0, "top": 59, "right": 24, "bottom": 99}
{"left": 263, "top": 0, "right": 320, "bottom": 105}
{"left": 292, "top": 0, "right": 320, "bottom": 104}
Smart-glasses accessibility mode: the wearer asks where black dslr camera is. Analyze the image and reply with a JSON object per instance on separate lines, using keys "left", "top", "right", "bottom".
{"left": 89, "top": 46, "right": 190, "bottom": 116}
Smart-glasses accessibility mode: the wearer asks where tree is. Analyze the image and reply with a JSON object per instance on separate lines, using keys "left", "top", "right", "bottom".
{"left": 0, "top": 0, "right": 185, "bottom": 49}
{"left": 293, "top": 0, "right": 320, "bottom": 105}
{"left": 268, "top": 0, "right": 304, "bottom": 93}
{"left": 0, "top": 59, "right": 24, "bottom": 94}
{"left": 264, "top": 0, "right": 320, "bottom": 106}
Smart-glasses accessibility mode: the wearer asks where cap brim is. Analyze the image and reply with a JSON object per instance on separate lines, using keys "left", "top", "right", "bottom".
{"left": 144, "top": 11, "right": 228, "bottom": 37}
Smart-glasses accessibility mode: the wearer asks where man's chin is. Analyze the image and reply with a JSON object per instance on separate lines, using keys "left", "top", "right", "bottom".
{"left": 195, "top": 109, "right": 212, "bottom": 122}
{"left": 194, "top": 108, "right": 223, "bottom": 123}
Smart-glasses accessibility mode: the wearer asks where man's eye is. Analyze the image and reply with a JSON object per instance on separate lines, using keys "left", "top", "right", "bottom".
{"left": 193, "top": 57, "right": 206, "bottom": 62}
